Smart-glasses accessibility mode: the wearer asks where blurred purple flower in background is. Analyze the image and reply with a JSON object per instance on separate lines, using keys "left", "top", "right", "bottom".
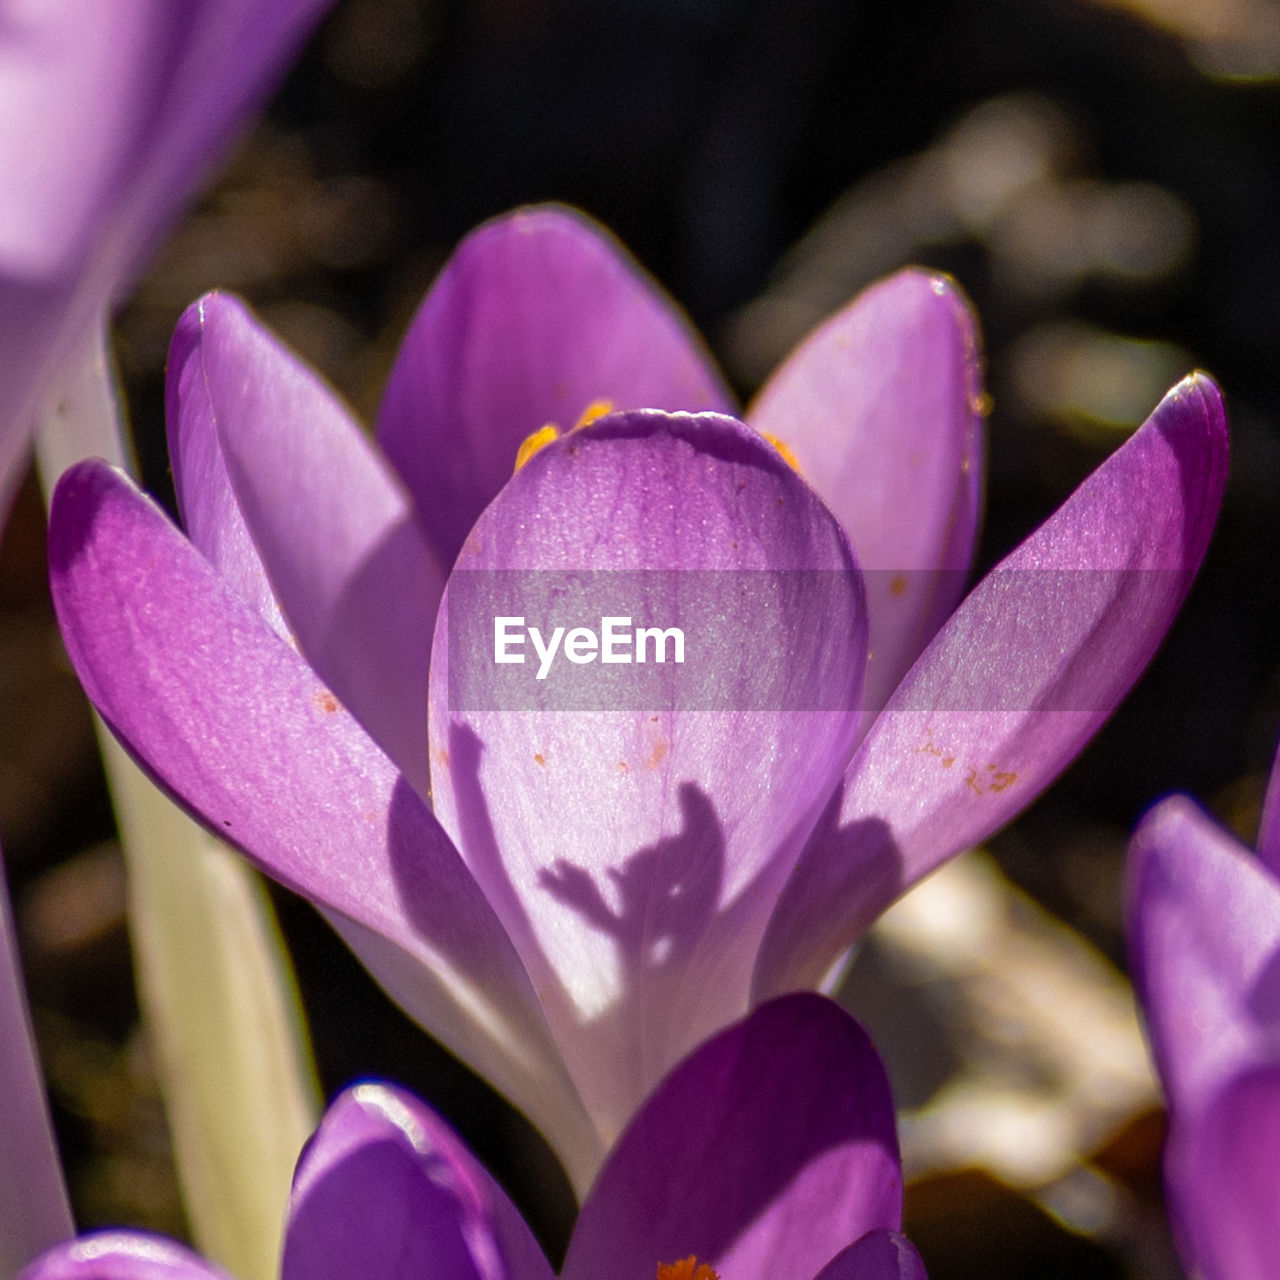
{"left": 0, "top": 0, "right": 335, "bottom": 515}
{"left": 1127, "top": 738, "right": 1280, "bottom": 1280}
{"left": 48, "top": 207, "right": 1226, "bottom": 1185}
{"left": 19, "top": 996, "right": 926, "bottom": 1280}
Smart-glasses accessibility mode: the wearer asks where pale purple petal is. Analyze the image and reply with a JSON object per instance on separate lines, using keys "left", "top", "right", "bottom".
{"left": 1126, "top": 796, "right": 1280, "bottom": 1118}
{"left": 1166, "top": 1066, "right": 1280, "bottom": 1280}
{"left": 429, "top": 410, "right": 866, "bottom": 1138}
{"left": 0, "top": 3, "right": 161, "bottom": 279}
{"left": 1, "top": 1, "right": 332, "bottom": 499}
{"left": 19, "top": 1234, "right": 229, "bottom": 1280}
{"left": 748, "top": 270, "right": 984, "bottom": 717}
{"left": 755, "top": 373, "right": 1227, "bottom": 996}
{"left": 47, "top": 460, "right": 598, "bottom": 1174}
{"left": 376, "top": 206, "right": 735, "bottom": 566}
{"left": 178, "top": 291, "right": 444, "bottom": 798}
{"left": 284, "top": 1084, "right": 553, "bottom": 1280}
{"left": 562, "top": 995, "right": 901, "bottom": 1280}
{"left": 1256, "top": 736, "right": 1280, "bottom": 872}
{"left": 813, "top": 1232, "right": 928, "bottom": 1280}
{"left": 166, "top": 297, "right": 285, "bottom": 635}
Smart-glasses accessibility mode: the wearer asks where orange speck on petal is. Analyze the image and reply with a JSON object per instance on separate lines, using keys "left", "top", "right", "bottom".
{"left": 656, "top": 1259, "right": 720, "bottom": 1280}
{"left": 618, "top": 760, "right": 629, "bottom": 774}
{"left": 314, "top": 690, "right": 340, "bottom": 714}
{"left": 647, "top": 739, "right": 668, "bottom": 769}
{"left": 514, "top": 424, "right": 560, "bottom": 471}
{"left": 890, "top": 574, "right": 908, "bottom": 597}
{"left": 534, "top": 753, "right": 546, "bottom": 766}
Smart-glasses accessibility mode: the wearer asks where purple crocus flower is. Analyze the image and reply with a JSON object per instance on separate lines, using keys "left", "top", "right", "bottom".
{"left": 0, "top": 0, "right": 334, "bottom": 512}
{"left": 48, "top": 207, "right": 1227, "bottom": 1185}
{"left": 19, "top": 995, "right": 927, "bottom": 1280}
{"left": 1127, "top": 739, "right": 1280, "bottom": 1280}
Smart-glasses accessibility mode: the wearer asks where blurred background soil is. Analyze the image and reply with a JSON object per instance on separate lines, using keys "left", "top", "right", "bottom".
{"left": 4, "top": 0, "right": 1280, "bottom": 1275}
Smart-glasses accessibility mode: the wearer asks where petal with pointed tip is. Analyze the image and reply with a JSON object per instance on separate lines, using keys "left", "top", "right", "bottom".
{"left": 284, "top": 1084, "right": 553, "bottom": 1280}
{"left": 755, "top": 373, "right": 1227, "bottom": 996}
{"left": 562, "top": 995, "right": 901, "bottom": 1280}
{"left": 47, "top": 460, "right": 596, "bottom": 1176}
{"left": 749, "top": 270, "right": 984, "bottom": 716}
{"left": 166, "top": 296, "right": 285, "bottom": 634}
{"left": 181, "top": 291, "right": 444, "bottom": 798}
{"left": 430, "top": 411, "right": 866, "bottom": 1137}
{"left": 377, "top": 206, "right": 734, "bottom": 566}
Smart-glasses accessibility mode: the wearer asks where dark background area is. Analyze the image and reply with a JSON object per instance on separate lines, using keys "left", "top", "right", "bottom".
{"left": 3, "top": 0, "right": 1280, "bottom": 1275}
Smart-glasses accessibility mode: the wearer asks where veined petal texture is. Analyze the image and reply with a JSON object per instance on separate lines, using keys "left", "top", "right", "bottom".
{"left": 430, "top": 410, "right": 867, "bottom": 1141}
{"left": 755, "top": 372, "right": 1227, "bottom": 996}
{"left": 749, "top": 269, "right": 985, "bottom": 718}
{"left": 47, "top": 460, "right": 598, "bottom": 1179}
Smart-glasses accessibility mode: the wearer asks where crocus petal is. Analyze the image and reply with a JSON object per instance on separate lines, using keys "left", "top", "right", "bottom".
{"left": 178, "top": 291, "right": 445, "bottom": 799}
{"left": 18, "top": 1234, "right": 229, "bottom": 1280}
{"left": 376, "top": 206, "right": 735, "bottom": 566}
{"left": 748, "top": 270, "right": 984, "bottom": 716}
{"left": 1257, "top": 735, "right": 1280, "bottom": 872}
{"left": 1126, "top": 796, "right": 1280, "bottom": 1117}
{"left": 562, "top": 994, "right": 901, "bottom": 1280}
{"left": 812, "top": 1232, "right": 928, "bottom": 1280}
{"left": 284, "top": 1084, "right": 553, "bottom": 1280}
{"left": 755, "top": 372, "right": 1227, "bottom": 996}
{"left": 0, "top": 2, "right": 159, "bottom": 278}
{"left": 1166, "top": 1066, "right": 1280, "bottom": 1280}
{"left": 1, "top": 0, "right": 333, "bottom": 498}
{"left": 430, "top": 411, "right": 866, "bottom": 1140}
{"left": 166, "top": 298, "right": 286, "bottom": 636}
{"left": 47, "top": 460, "right": 599, "bottom": 1181}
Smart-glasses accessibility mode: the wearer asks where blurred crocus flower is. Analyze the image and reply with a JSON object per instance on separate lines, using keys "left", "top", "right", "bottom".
{"left": 0, "top": 0, "right": 335, "bottom": 512}
{"left": 1127, "top": 740, "right": 1280, "bottom": 1280}
{"left": 49, "top": 207, "right": 1227, "bottom": 1186}
{"left": 20, "top": 995, "right": 927, "bottom": 1280}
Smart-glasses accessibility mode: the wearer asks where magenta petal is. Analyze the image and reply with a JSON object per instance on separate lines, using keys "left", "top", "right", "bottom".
{"left": 755, "top": 373, "right": 1227, "bottom": 996}
{"left": 813, "top": 1232, "right": 928, "bottom": 1280}
{"left": 284, "top": 1084, "right": 553, "bottom": 1280}
{"left": 1257, "top": 737, "right": 1280, "bottom": 872}
{"left": 188, "top": 291, "right": 445, "bottom": 798}
{"left": 1167, "top": 1066, "right": 1280, "bottom": 1280}
{"left": 48, "top": 460, "right": 594, "bottom": 1168}
{"left": 18, "top": 1234, "right": 228, "bottom": 1280}
{"left": 376, "top": 206, "right": 735, "bottom": 566}
{"left": 748, "top": 270, "right": 984, "bottom": 716}
{"left": 1126, "top": 797, "right": 1280, "bottom": 1117}
{"left": 430, "top": 410, "right": 866, "bottom": 1137}
{"left": 1128, "top": 798, "right": 1280, "bottom": 1280}
{"left": 562, "top": 995, "right": 901, "bottom": 1280}
{"left": 166, "top": 297, "right": 286, "bottom": 635}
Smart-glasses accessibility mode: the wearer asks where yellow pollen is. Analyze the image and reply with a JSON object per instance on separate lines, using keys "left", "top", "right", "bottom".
{"left": 656, "top": 1260, "right": 720, "bottom": 1280}
{"left": 512, "top": 401, "right": 616, "bottom": 472}
{"left": 514, "top": 424, "right": 560, "bottom": 471}
{"left": 574, "top": 398, "right": 614, "bottom": 428}
{"left": 761, "top": 432, "right": 802, "bottom": 473}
